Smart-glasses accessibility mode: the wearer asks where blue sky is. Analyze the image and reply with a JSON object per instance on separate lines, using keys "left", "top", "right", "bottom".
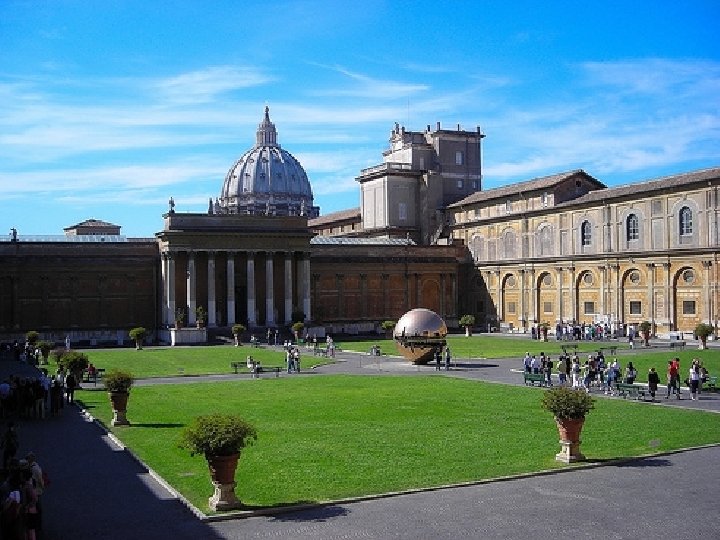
{"left": 1, "top": 0, "right": 719, "bottom": 237}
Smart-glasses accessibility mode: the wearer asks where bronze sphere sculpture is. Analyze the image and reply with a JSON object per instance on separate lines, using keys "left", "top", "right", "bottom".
{"left": 393, "top": 308, "right": 447, "bottom": 364}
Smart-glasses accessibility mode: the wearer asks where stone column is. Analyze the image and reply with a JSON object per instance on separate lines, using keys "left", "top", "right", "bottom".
{"left": 663, "top": 262, "right": 672, "bottom": 329}
{"left": 528, "top": 269, "right": 536, "bottom": 325}
{"left": 519, "top": 269, "right": 527, "bottom": 330}
{"left": 246, "top": 252, "right": 257, "bottom": 326}
{"left": 382, "top": 274, "right": 390, "bottom": 317}
{"left": 556, "top": 267, "right": 563, "bottom": 323}
{"left": 161, "top": 253, "right": 168, "bottom": 325}
{"left": 226, "top": 252, "right": 236, "bottom": 326}
{"left": 187, "top": 252, "right": 196, "bottom": 326}
{"left": 569, "top": 266, "right": 577, "bottom": 323}
{"left": 703, "top": 261, "right": 713, "bottom": 323}
{"left": 284, "top": 252, "right": 293, "bottom": 324}
{"left": 598, "top": 265, "right": 606, "bottom": 318}
{"left": 646, "top": 263, "right": 655, "bottom": 330}
{"left": 166, "top": 253, "right": 176, "bottom": 326}
{"left": 495, "top": 270, "right": 502, "bottom": 321}
{"left": 208, "top": 252, "right": 217, "bottom": 327}
{"left": 302, "top": 255, "right": 311, "bottom": 321}
{"left": 266, "top": 252, "right": 275, "bottom": 326}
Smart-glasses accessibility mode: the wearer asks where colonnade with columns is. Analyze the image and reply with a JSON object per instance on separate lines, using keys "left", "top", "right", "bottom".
{"left": 160, "top": 249, "right": 311, "bottom": 328}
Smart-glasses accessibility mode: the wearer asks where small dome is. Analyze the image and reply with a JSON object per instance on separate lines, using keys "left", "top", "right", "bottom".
{"left": 217, "top": 107, "right": 319, "bottom": 217}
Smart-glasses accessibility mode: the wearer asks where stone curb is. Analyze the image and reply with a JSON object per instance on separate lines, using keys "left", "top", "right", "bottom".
{"left": 73, "top": 401, "right": 720, "bottom": 523}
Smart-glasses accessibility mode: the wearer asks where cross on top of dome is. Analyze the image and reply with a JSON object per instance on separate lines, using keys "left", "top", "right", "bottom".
{"left": 256, "top": 105, "right": 278, "bottom": 147}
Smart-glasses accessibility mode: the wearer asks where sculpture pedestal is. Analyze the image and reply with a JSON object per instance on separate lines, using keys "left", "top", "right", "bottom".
{"left": 555, "top": 439, "right": 585, "bottom": 463}
{"left": 209, "top": 481, "right": 241, "bottom": 511}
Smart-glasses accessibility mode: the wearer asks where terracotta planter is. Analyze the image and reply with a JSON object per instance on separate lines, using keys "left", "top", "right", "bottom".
{"left": 109, "top": 391, "right": 130, "bottom": 426}
{"left": 206, "top": 453, "right": 241, "bottom": 510}
{"left": 554, "top": 417, "right": 585, "bottom": 463}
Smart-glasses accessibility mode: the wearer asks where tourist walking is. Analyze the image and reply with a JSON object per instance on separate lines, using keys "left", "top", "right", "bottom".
{"left": 648, "top": 367, "right": 660, "bottom": 401}
{"left": 625, "top": 362, "right": 638, "bottom": 384}
{"left": 1, "top": 422, "right": 18, "bottom": 470}
{"left": 666, "top": 358, "right": 681, "bottom": 399}
{"left": 689, "top": 362, "right": 701, "bottom": 400}
{"left": 444, "top": 346, "right": 451, "bottom": 371}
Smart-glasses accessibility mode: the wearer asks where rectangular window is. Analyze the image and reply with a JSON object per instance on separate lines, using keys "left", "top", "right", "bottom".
{"left": 455, "top": 151, "right": 463, "bottom": 165}
{"left": 543, "top": 301, "right": 553, "bottom": 313}
{"left": 682, "top": 300, "right": 696, "bottom": 315}
{"left": 474, "top": 208, "right": 480, "bottom": 218}
{"left": 542, "top": 192, "right": 548, "bottom": 207}
{"left": 398, "top": 202, "right": 407, "bottom": 221}
{"left": 471, "top": 180, "right": 478, "bottom": 190}
{"left": 583, "top": 301, "right": 595, "bottom": 315}
{"left": 507, "top": 302, "right": 516, "bottom": 314}
{"left": 457, "top": 179, "right": 464, "bottom": 189}
{"left": 505, "top": 200, "right": 511, "bottom": 214}
{"left": 629, "top": 301, "right": 642, "bottom": 315}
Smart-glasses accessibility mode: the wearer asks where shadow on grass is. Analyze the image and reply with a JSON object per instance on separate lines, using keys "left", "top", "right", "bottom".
{"left": 132, "top": 422, "right": 185, "bottom": 428}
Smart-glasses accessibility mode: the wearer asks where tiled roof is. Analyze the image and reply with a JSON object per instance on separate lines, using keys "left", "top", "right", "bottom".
{"left": 558, "top": 166, "right": 720, "bottom": 207}
{"left": 64, "top": 218, "right": 119, "bottom": 229}
{"left": 311, "top": 236, "right": 414, "bottom": 246}
{"left": 448, "top": 170, "right": 603, "bottom": 207}
{"left": 308, "top": 207, "right": 361, "bottom": 227}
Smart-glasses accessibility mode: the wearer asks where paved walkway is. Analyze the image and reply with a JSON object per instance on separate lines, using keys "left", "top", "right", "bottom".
{"left": 2, "top": 341, "right": 719, "bottom": 539}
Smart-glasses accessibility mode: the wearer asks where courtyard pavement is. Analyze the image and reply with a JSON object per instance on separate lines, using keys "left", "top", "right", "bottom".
{"left": 2, "top": 339, "right": 719, "bottom": 539}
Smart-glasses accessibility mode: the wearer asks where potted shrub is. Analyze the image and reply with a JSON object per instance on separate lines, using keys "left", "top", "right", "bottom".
{"left": 639, "top": 320, "right": 652, "bottom": 346}
{"left": 179, "top": 413, "right": 257, "bottom": 511}
{"left": 231, "top": 324, "right": 246, "bottom": 347}
{"left": 37, "top": 340, "right": 53, "bottom": 364}
{"left": 459, "top": 314, "right": 476, "bottom": 337}
{"left": 25, "top": 330, "right": 40, "bottom": 346}
{"left": 380, "top": 320, "right": 396, "bottom": 338}
{"left": 291, "top": 321, "right": 305, "bottom": 343}
{"left": 538, "top": 321, "right": 550, "bottom": 342}
{"left": 128, "top": 327, "right": 147, "bottom": 350}
{"left": 196, "top": 306, "right": 207, "bottom": 328}
{"left": 104, "top": 370, "right": 134, "bottom": 426}
{"left": 175, "top": 307, "right": 186, "bottom": 329}
{"left": 541, "top": 386, "right": 594, "bottom": 463}
{"left": 695, "top": 322, "right": 713, "bottom": 350}
{"left": 58, "top": 351, "right": 89, "bottom": 390}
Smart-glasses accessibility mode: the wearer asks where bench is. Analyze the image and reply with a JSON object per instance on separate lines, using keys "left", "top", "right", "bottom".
{"left": 705, "top": 376, "right": 717, "bottom": 392}
{"left": 669, "top": 341, "right": 686, "bottom": 350}
{"left": 616, "top": 383, "right": 646, "bottom": 400}
{"left": 230, "top": 362, "right": 281, "bottom": 377}
{"left": 84, "top": 368, "right": 105, "bottom": 385}
{"left": 524, "top": 372, "right": 547, "bottom": 387}
{"left": 313, "top": 347, "right": 328, "bottom": 357}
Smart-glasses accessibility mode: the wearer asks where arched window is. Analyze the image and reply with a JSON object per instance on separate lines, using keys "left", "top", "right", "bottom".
{"left": 679, "top": 206, "right": 693, "bottom": 236}
{"left": 626, "top": 214, "right": 639, "bottom": 241}
{"left": 581, "top": 221, "right": 592, "bottom": 246}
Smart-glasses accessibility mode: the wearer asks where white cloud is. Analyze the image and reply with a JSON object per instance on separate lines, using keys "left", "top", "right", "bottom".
{"left": 154, "top": 66, "right": 274, "bottom": 104}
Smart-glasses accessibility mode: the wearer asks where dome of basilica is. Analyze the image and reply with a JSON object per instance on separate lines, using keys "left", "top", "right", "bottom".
{"left": 217, "top": 107, "right": 319, "bottom": 218}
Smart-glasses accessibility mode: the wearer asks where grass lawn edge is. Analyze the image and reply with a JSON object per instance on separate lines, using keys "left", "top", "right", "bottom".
{"left": 76, "top": 401, "right": 720, "bottom": 521}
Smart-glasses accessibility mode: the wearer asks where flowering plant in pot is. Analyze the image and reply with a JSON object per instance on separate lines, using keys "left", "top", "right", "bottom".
{"left": 128, "top": 327, "right": 147, "bottom": 350}
{"left": 459, "top": 314, "right": 476, "bottom": 337}
{"left": 694, "top": 322, "right": 713, "bottom": 350}
{"left": 104, "top": 370, "right": 134, "bottom": 426}
{"left": 541, "top": 386, "right": 594, "bottom": 462}
{"left": 231, "top": 324, "right": 246, "bottom": 346}
{"left": 179, "top": 414, "right": 257, "bottom": 511}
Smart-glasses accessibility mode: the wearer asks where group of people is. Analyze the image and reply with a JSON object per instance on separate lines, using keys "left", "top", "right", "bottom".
{"left": 284, "top": 344, "right": 301, "bottom": 373}
{"left": 0, "top": 422, "right": 46, "bottom": 540}
{"left": 433, "top": 346, "right": 452, "bottom": 371}
{"left": 523, "top": 350, "right": 712, "bottom": 403}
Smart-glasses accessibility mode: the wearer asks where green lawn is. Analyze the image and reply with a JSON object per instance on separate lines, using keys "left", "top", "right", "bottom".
{"left": 55, "top": 345, "right": 330, "bottom": 378}
{"left": 77, "top": 375, "right": 720, "bottom": 513}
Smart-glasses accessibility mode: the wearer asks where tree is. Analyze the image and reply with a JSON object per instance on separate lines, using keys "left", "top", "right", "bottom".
{"left": 695, "top": 322, "right": 714, "bottom": 350}
{"left": 459, "top": 314, "right": 476, "bottom": 337}
{"left": 639, "top": 320, "right": 652, "bottom": 346}
{"left": 380, "top": 320, "right": 396, "bottom": 337}
{"left": 231, "top": 324, "right": 246, "bottom": 346}
{"left": 25, "top": 330, "right": 40, "bottom": 346}
{"left": 128, "top": 327, "right": 148, "bottom": 350}
{"left": 58, "top": 351, "right": 89, "bottom": 386}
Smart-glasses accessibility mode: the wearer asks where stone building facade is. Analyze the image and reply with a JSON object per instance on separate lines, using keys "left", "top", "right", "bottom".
{"left": 445, "top": 167, "right": 720, "bottom": 335}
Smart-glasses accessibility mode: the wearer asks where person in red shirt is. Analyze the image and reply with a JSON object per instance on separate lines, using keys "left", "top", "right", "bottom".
{"left": 666, "top": 358, "right": 681, "bottom": 399}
